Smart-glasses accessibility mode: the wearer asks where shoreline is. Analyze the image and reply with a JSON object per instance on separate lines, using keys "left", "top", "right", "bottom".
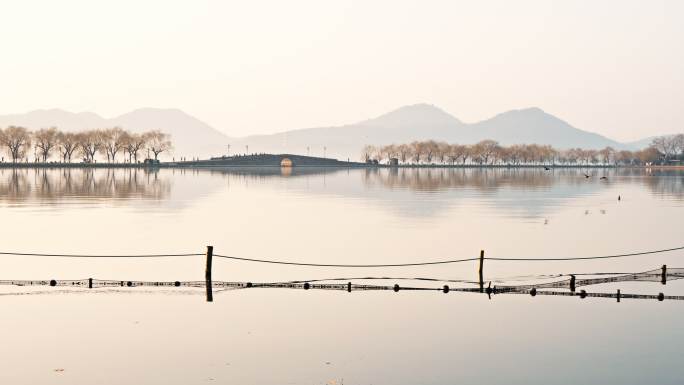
{"left": 0, "top": 162, "right": 681, "bottom": 170}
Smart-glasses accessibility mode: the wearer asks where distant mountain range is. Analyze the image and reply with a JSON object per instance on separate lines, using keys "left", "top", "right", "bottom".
{"left": 0, "top": 108, "right": 231, "bottom": 159}
{"left": 0, "top": 104, "right": 662, "bottom": 160}
{"left": 229, "top": 104, "right": 655, "bottom": 159}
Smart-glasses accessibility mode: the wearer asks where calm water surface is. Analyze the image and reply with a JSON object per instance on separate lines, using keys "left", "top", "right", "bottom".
{"left": 1, "top": 167, "right": 683, "bottom": 385}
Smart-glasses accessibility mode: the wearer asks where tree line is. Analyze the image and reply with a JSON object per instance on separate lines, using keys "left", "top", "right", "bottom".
{"left": 0, "top": 126, "right": 172, "bottom": 163}
{"left": 362, "top": 135, "right": 684, "bottom": 166}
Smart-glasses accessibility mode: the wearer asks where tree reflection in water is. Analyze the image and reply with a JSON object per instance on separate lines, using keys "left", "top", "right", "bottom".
{"left": 0, "top": 168, "right": 171, "bottom": 203}
{"left": 360, "top": 167, "right": 684, "bottom": 198}
{"left": 0, "top": 167, "right": 681, "bottom": 206}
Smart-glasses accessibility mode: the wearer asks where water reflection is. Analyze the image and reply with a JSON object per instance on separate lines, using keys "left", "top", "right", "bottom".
{"left": 363, "top": 168, "right": 560, "bottom": 192}
{"left": 360, "top": 168, "right": 684, "bottom": 196}
{"left": 637, "top": 170, "right": 684, "bottom": 198}
{"left": 201, "top": 166, "right": 352, "bottom": 178}
{"left": 0, "top": 167, "right": 682, "bottom": 212}
{"left": 0, "top": 168, "right": 171, "bottom": 204}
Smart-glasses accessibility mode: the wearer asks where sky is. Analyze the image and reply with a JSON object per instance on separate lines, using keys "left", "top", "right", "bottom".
{"left": 0, "top": 0, "right": 682, "bottom": 141}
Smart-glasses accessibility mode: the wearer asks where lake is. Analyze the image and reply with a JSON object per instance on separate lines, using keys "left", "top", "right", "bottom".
{"left": 1, "top": 167, "right": 683, "bottom": 385}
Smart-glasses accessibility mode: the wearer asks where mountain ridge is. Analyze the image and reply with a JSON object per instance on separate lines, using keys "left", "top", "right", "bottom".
{"left": 230, "top": 104, "right": 632, "bottom": 159}
{"left": 0, "top": 108, "right": 232, "bottom": 158}
{"left": 0, "top": 104, "right": 662, "bottom": 160}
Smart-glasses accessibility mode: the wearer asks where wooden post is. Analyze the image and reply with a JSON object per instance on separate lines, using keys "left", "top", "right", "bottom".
{"left": 570, "top": 275, "right": 576, "bottom": 293}
{"left": 661, "top": 265, "right": 667, "bottom": 285}
{"left": 478, "top": 250, "right": 484, "bottom": 293}
{"left": 617, "top": 289, "right": 621, "bottom": 303}
{"left": 88, "top": 278, "right": 93, "bottom": 289}
{"left": 205, "top": 246, "right": 213, "bottom": 302}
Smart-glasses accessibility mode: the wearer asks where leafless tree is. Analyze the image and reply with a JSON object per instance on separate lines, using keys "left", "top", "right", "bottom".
{"left": 57, "top": 132, "right": 79, "bottom": 163}
{"left": 423, "top": 140, "right": 438, "bottom": 164}
{"left": 0, "top": 126, "right": 32, "bottom": 162}
{"left": 361, "top": 145, "right": 375, "bottom": 162}
{"left": 397, "top": 144, "right": 411, "bottom": 164}
{"left": 122, "top": 132, "right": 147, "bottom": 163}
{"left": 651, "top": 136, "right": 676, "bottom": 160}
{"left": 473, "top": 140, "right": 499, "bottom": 165}
{"left": 436, "top": 142, "right": 449, "bottom": 164}
{"left": 102, "top": 127, "right": 126, "bottom": 163}
{"left": 33, "top": 127, "right": 60, "bottom": 162}
{"left": 77, "top": 130, "right": 103, "bottom": 162}
{"left": 598, "top": 146, "right": 615, "bottom": 165}
{"left": 673, "top": 134, "right": 684, "bottom": 158}
{"left": 410, "top": 141, "right": 423, "bottom": 164}
{"left": 145, "top": 130, "right": 173, "bottom": 160}
{"left": 361, "top": 138, "right": 681, "bottom": 167}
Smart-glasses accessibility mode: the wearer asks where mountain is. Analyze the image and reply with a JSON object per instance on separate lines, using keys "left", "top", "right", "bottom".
{"left": 0, "top": 104, "right": 663, "bottom": 161}
{"left": 625, "top": 136, "right": 665, "bottom": 150}
{"left": 0, "top": 108, "right": 231, "bottom": 159}
{"left": 110, "top": 108, "right": 231, "bottom": 158}
{"left": 466, "top": 107, "right": 625, "bottom": 149}
{"left": 229, "top": 104, "right": 467, "bottom": 160}
{"left": 0, "top": 109, "right": 107, "bottom": 132}
{"left": 230, "top": 104, "right": 629, "bottom": 160}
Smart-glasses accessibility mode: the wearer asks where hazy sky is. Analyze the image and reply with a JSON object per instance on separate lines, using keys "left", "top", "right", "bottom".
{"left": 0, "top": 0, "right": 682, "bottom": 141}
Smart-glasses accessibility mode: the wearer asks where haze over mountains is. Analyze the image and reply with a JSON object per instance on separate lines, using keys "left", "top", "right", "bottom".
{"left": 0, "top": 108, "right": 231, "bottom": 159}
{"left": 0, "top": 104, "right": 656, "bottom": 160}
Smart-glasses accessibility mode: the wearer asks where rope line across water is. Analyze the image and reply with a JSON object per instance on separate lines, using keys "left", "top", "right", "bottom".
{"left": 1, "top": 276, "right": 682, "bottom": 302}
{"left": 0, "top": 252, "right": 203, "bottom": 258}
{"left": 0, "top": 244, "right": 682, "bottom": 266}
{"left": 213, "top": 254, "right": 479, "bottom": 267}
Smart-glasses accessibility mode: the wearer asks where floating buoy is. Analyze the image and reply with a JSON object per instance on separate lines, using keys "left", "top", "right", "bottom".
{"left": 49, "top": 279, "right": 57, "bottom": 287}
{"left": 442, "top": 285, "right": 449, "bottom": 293}
{"left": 393, "top": 284, "right": 400, "bottom": 292}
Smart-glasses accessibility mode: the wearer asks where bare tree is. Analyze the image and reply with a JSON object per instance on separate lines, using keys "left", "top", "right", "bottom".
{"left": 397, "top": 144, "right": 411, "bottom": 164}
{"left": 598, "top": 146, "right": 615, "bottom": 165}
{"left": 57, "top": 132, "right": 79, "bottom": 163}
{"left": 473, "top": 140, "right": 499, "bottom": 165}
{"left": 448, "top": 144, "right": 469, "bottom": 165}
{"left": 651, "top": 136, "right": 675, "bottom": 161}
{"left": 424, "top": 140, "right": 438, "bottom": 164}
{"left": 410, "top": 141, "right": 423, "bottom": 164}
{"left": 77, "top": 130, "right": 103, "bottom": 162}
{"left": 674, "top": 134, "right": 684, "bottom": 158}
{"left": 102, "top": 127, "right": 126, "bottom": 163}
{"left": 637, "top": 147, "right": 661, "bottom": 165}
{"left": 34, "top": 127, "right": 60, "bottom": 162}
{"left": 361, "top": 145, "right": 375, "bottom": 162}
{"left": 145, "top": 130, "right": 172, "bottom": 160}
{"left": 0, "top": 126, "right": 32, "bottom": 162}
{"left": 436, "top": 142, "right": 449, "bottom": 164}
{"left": 380, "top": 144, "right": 397, "bottom": 163}
{"left": 123, "top": 132, "right": 147, "bottom": 163}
